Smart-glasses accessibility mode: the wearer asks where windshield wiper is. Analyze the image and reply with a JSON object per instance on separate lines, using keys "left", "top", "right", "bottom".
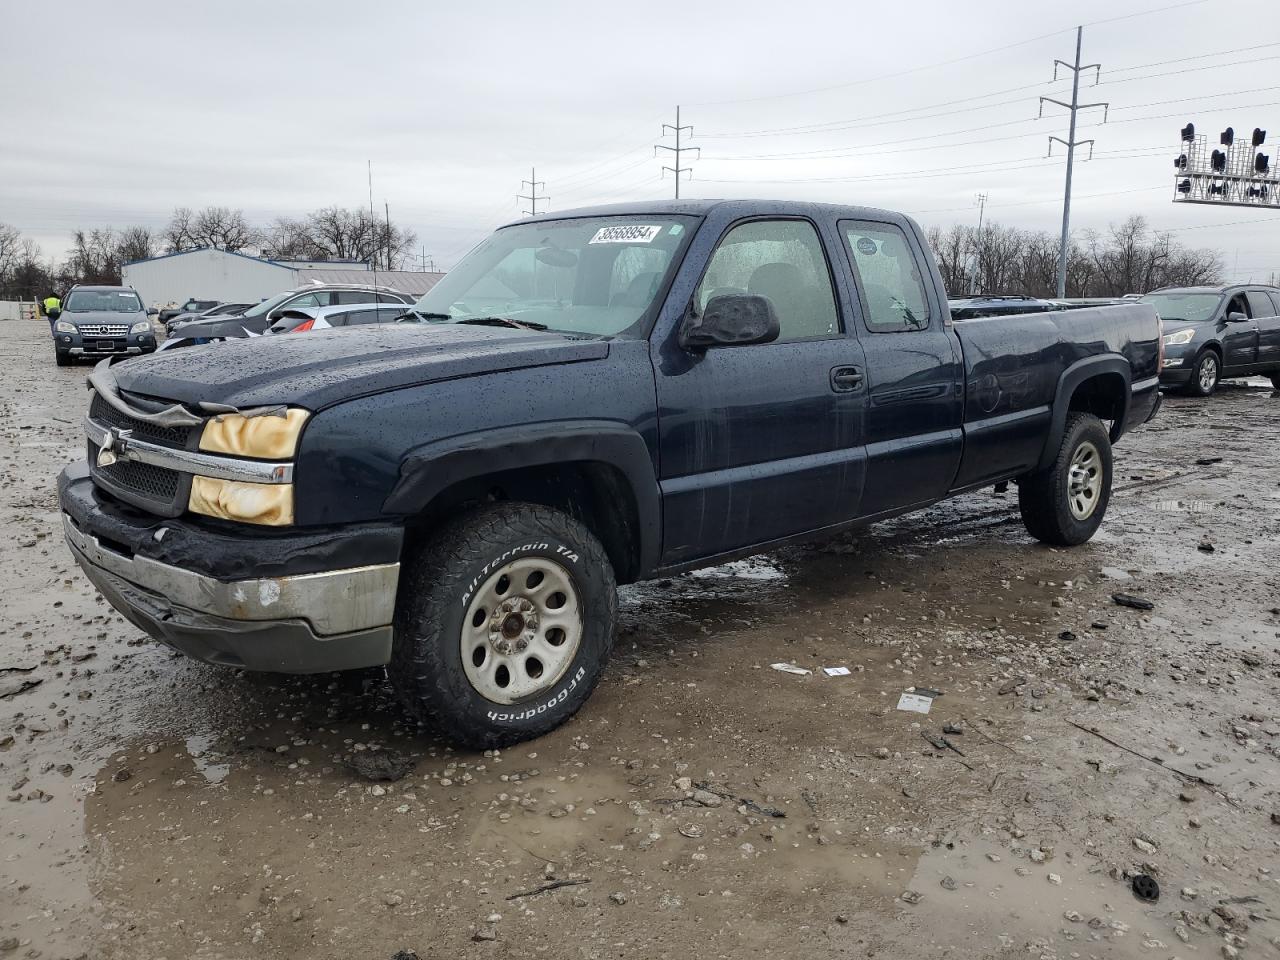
{"left": 455, "top": 316, "right": 549, "bottom": 331}
{"left": 401, "top": 310, "right": 452, "bottom": 321}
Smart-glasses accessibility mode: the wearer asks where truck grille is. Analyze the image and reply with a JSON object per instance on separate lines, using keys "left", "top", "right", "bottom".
{"left": 77, "top": 323, "right": 130, "bottom": 337}
{"left": 88, "top": 440, "right": 181, "bottom": 502}
{"left": 86, "top": 392, "right": 199, "bottom": 517}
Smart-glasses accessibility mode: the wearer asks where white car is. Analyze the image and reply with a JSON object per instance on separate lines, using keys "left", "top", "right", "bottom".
{"left": 267, "top": 302, "right": 410, "bottom": 334}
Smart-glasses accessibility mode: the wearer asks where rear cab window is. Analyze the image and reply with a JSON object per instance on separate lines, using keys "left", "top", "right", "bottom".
{"left": 839, "top": 222, "right": 932, "bottom": 332}
{"left": 1246, "top": 291, "right": 1276, "bottom": 319}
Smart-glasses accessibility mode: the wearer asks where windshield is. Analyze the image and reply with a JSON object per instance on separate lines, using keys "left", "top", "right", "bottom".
{"left": 411, "top": 215, "right": 697, "bottom": 337}
{"left": 1139, "top": 292, "right": 1221, "bottom": 323}
{"left": 65, "top": 290, "right": 143, "bottom": 313}
{"left": 241, "top": 291, "right": 296, "bottom": 319}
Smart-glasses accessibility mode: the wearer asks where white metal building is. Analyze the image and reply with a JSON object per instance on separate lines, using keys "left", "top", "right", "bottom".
{"left": 121, "top": 248, "right": 444, "bottom": 308}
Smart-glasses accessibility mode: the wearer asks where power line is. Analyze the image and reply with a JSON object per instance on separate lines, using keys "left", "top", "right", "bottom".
{"left": 1040, "top": 26, "right": 1108, "bottom": 297}
{"left": 517, "top": 167, "right": 548, "bottom": 217}
{"left": 688, "top": 0, "right": 1208, "bottom": 108}
{"left": 654, "top": 106, "right": 699, "bottom": 199}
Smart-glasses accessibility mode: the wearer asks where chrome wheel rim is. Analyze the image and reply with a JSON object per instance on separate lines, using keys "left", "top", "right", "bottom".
{"left": 461, "top": 556, "right": 582, "bottom": 704}
{"left": 1067, "top": 441, "right": 1103, "bottom": 520}
{"left": 1199, "top": 355, "right": 1217, "bottom": 392}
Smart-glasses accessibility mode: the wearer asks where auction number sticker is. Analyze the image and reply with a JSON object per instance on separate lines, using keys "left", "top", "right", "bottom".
{"left": 589, "top": 224, "right": 662, "bottom": 244}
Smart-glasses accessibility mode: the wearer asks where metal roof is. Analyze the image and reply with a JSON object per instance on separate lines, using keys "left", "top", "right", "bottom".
{"left": 290, "top": 268, "right": 445, "bottom": 296}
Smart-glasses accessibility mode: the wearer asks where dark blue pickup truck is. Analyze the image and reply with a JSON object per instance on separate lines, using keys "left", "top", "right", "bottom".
{"left": 58, "top": 200, "right": 1162, "bottom": 746}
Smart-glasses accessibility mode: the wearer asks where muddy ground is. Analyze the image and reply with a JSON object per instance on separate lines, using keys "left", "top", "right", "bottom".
{"left": 1, "top": 319, "right": 1278, "bottom": 960}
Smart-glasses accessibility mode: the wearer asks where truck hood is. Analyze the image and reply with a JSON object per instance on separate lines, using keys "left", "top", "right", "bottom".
{"left": 109, "top": 323, "right": 611, "bottom": 411}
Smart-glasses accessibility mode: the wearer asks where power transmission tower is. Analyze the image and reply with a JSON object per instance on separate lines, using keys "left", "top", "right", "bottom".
{"left": 970, "top": 192, "right": 987, "bottom": 295}
{"left": 655, "top": 105, "right": 699, "bottom": 199}
{"left": 518, "top": 168, "right": 548, "bottom": 217}
{"left": 1039, "top": 26, "right": 1108, "bottom": 298}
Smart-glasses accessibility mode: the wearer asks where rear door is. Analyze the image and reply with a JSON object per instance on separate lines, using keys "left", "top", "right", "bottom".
{"left": 653, "top": 216, "right": 867, "bottom": 565}
{"left": 1247, "top": 290, "right": 1280, "bottom": 370}
{"left": 835, "top": 219, "right": 964, "bottom": 515}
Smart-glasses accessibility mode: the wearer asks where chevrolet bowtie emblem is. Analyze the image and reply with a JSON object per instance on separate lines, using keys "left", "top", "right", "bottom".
{"left": 96, "top": 428, "right": 132, "bottom": 468}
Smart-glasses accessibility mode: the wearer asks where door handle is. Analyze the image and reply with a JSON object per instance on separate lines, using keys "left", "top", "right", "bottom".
{"left": 830, "top": 365, "right": 864, "bottom": 391}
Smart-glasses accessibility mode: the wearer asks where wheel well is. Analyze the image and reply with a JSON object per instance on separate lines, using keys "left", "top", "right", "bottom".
{"left": 402, "top": 461, "right": 642, "bottom": 584}
{"left": 1068, "top": 372, "right": 1127, "bottom": 425}
{"left": 1200, "top": 343, "right": 1223, "bottom": 361}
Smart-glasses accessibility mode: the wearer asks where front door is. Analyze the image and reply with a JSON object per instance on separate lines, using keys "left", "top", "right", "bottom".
{"left": 1247, "top": 290, "right": 1280, "bottom": 371}
{"left": 654, "top": 217, "right": 867, "bottom": 566}
{"left": 1221, "top": 291, "right": 1259, "bottom": 373}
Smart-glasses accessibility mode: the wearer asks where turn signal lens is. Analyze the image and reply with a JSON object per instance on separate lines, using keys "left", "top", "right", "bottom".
{"left": 189, "top": 477, "right": 293, "bottom": 526}
{"left": 199, "top": 409, "right": 308, "bottom": 459}
{"left": 290, "top": 319, "right": 315, "bottom": 333}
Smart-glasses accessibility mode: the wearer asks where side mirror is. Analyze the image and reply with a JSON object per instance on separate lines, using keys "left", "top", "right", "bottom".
{"left": 1227, "top": 311, "right": 1249, "bottom": 323}
{"left": 679, "top": 294, "right": 780, "bottom": 350}
{"left": 47, "top": 307, "right": 61, "bottom": 320}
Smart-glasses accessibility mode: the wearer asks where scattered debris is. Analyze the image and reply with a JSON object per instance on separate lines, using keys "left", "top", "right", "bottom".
{"left": 997, "top": 677, "right": 1027, "bottom": 695}
{"left": 344, "top": 751, "right": 415, "bottom": 782}
{"left": 1065, "top": 720, "right": 1217, "bottom": 786}
{"left": 1197, "top": 539, "right": 1215, "bottom": 553}
{"left": 822, "top": 666, "right": 851, "bottom": 677}
{"left": 694, "top": 781, "right": 786, "bottom": 818}
{"left": 900, "top": 890, "right": 923, "bottom": 904}
{"left": 896, "top": 691, "right": 934, "bottom": 714}
{"left": 942, "top": 722, "right": 963, "bottom": 736}
{"left": 505, "top": 878, "right": 590, "bottom": 901}
{"left": 0, "top": 677, "right": 43, "bottom": 701}
{"left": 1195, "top": 456, "right": 1224, "bottom": 465}
{"left": 1111, "top": 593, "right": 1155, "bottom": 611}
{"left": 770, "top": 662, "right": 811, "bottom": 676}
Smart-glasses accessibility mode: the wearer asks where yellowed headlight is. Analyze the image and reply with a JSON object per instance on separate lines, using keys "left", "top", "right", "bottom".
{"left": 200, "top": 409, "right": 309, "bottom": 459}
{"left": 189, "top": 477, "right": 294, "bottom": 526}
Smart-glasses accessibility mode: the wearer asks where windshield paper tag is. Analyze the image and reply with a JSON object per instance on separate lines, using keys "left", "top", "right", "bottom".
{"left": 589, "top": 224, "right": 662, "bottom": 244}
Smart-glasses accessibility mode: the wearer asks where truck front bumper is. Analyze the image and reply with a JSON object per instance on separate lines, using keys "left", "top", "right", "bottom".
{"left": 59, "top": 466, "right": 402, "bottom": 673}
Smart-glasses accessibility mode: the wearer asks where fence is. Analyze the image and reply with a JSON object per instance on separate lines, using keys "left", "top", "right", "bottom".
{"left": 0, "top": 300, "right": 39, "bottom": 321}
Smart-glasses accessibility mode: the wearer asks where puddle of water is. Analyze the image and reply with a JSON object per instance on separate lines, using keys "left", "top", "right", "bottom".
{"left": 184, "top": 733, "right": 230, "bottom": 785}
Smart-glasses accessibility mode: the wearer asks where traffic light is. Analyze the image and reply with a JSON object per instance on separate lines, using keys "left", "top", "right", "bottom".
{"left": 1211, "top": 149, "right": 1227, "bottom": 172}
{"left": 1209, "top": 182, "right": 1226, "bottom": 195}
{"left": 1256, "top": 153, "right": 1271, "bottom": 174}
{"left": 1175, "top": 153, "right": 1188, "bottom": 169}
{"left": 1177, "top": 179, "right": 1192, "bottom": 193}
{"left": 1221, "top": 127, "right": 1234, "bottom": 146}
{"left": 1252, "top": 128, "right": 1266, "bottom": 147}
{"left": 1181, "top": 123, "right": 1196, "bottom": 141}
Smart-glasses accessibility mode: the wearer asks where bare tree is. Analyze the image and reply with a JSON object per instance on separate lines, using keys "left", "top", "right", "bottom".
{"left": 301, "top": 207, "right": 417, "bottom": 269}
{"left": 117, "top": 225, "right": 157, "bottom": 264}
{"left": 163, "top": 207, "right": 196, "bottom": 253}
{"left": 191, "top": 206, "right": 258, "bottom": 252}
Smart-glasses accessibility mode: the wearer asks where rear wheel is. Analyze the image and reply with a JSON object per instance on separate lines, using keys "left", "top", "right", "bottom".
{"left": 1186, "top": 350, "right": 1220, "bottom": 397}
{"left": 389, "top": 502, "right": 617, "bottom": 748}
{"left": 1018, "top": 413, "right": 1113, "bottom": 546}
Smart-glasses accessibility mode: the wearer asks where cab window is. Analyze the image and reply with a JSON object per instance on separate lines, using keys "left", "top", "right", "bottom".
{"left": 694, "top": 219, "right": 840, "bottom": 342}
{"left": 840, "top": 221, "right": 931, "bottom": 332}
{"left": 1246, "top": 291, "right": 1275, "bottom": 319}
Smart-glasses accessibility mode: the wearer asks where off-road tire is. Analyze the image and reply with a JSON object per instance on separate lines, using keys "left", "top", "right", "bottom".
{"left": 1018, "top": 412, "right": 1113, "bottom": 546}
{"left": 390, "top": 502, "right": 617, "bottom": 749}
{"left": 1185, "top": 350, "right": 1220, "bottom": 397}
{"left": 55, "top": 350, "right": 71, "bottom": 366}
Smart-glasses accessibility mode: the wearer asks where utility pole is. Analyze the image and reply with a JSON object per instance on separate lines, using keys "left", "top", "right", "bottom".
{"left": 384, "top": 201, "right": 392, "bottom": 271}
{"left": 518, "top": 168, "right": 548, "bottom": 217}
{"left": 970, "top": 192, "right": 987, "bottom": 295}
{"left": 1040, "top": 26, "right": 1108, "bottom": 298}
{"left": 655, "top": 105, "right": 699, "bottom": 199}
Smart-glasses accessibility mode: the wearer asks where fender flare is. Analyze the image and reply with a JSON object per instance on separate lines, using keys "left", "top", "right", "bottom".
{"left": 1036, "top": 355, "right": 1132, "bottom": 471}
{"left": 383, "top": 421, "right": 660, "bottom": 577}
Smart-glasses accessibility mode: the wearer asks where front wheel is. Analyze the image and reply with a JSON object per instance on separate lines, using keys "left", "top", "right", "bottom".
{"left": 55, "top": 349, "right": 71, "bottom": 366}
{"left": 1018, "top": 413, "right": 1113, "bottom": 546}
{"left": 389, "top": 502, "right": 617, "bottom": 748}
{"left": 1186, "top": 351, "right": 1220, "bottom": 397}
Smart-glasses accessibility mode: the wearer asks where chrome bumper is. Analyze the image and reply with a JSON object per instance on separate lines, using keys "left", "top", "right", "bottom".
{"left": 63, "top": 514, "right": 399, "bottom": 672}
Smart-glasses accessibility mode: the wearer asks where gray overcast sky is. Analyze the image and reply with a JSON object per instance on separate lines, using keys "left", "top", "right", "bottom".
{"left": 4, "top": 0, "right": 1278, "bottom": 279}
